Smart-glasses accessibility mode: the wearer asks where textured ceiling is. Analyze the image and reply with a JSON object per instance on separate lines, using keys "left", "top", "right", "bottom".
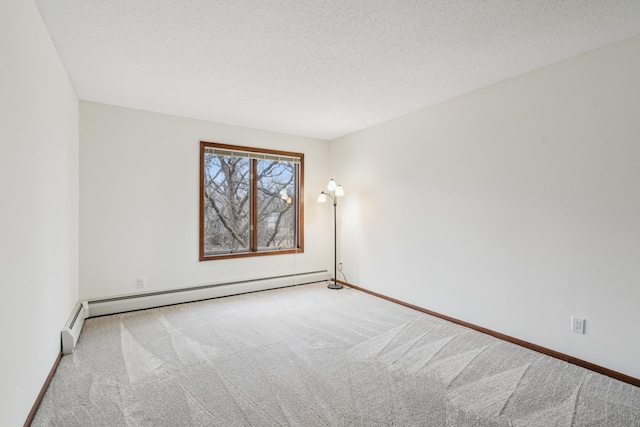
{"left": 35, "top": 0, "right": 640, "bottom": 140}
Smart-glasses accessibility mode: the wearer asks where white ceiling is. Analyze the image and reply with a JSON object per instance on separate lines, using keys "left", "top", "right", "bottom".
{"left": 35, "top": 0, "right": 640, "bottom": 140}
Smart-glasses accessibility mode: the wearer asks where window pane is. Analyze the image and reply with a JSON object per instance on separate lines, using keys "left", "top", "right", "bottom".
{"left": 256, "top": 160, "right": 296, "bottom": 249}
{"left": 202, "top": 154, "right": 250, "bottom": 253}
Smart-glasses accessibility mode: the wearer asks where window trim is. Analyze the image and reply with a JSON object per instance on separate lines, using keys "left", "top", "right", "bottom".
{"left": 199, "top": 141, "right": 304, "bottom": 261}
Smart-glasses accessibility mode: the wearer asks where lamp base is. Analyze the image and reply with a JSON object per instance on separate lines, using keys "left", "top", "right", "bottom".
{"left": 327, "top": 281, "right": 343, "bottom": 290}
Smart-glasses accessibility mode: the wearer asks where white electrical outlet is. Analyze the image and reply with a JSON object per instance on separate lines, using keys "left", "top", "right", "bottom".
{"left": 136, "top": 278, "right": 146, "bottom": 289}
{"left": 338, "top": 262, "right": 343, "bottom": 271}
{"left": 571, "top": 316, "right": 585, "bottom": 334}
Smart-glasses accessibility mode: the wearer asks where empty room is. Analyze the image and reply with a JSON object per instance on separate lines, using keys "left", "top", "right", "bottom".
{"left": 2, "top": 0, "right": 639, "bottom": 426}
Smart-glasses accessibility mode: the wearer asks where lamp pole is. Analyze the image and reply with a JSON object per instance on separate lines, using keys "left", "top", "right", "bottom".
{"left": 329, "top": 192, "right": 342, "bottom": 289}
{"left": 319, "top": 179, "right": 344, "bottom": 290}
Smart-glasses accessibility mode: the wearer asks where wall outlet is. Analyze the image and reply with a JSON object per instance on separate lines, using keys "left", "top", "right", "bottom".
{"left": 338, "top": 262, "right": 343, "bottom": 271}
{"left": 571, "top": 316, "right": 585, "bottom": 334}
{"left": 136, "top": 278, "right": 146, "bottom": 289}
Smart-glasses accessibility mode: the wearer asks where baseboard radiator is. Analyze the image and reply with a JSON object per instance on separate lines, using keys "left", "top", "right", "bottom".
{"left": 61, "top": 301, "right": 89, "bottom": 354}
{"left": 61, "top": 270, "right": 329, "bottom": 353}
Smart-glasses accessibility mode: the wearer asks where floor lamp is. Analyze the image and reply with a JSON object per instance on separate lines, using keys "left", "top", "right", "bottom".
{"left": 318, "top": 179, "right": 344, "bottom": 290}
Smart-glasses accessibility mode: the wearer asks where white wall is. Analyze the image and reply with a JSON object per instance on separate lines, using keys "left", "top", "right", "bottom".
{"left": 331, "top": 35, "right": 640, "bottom": 378}
{"left": 80, "top": 102, "right": 331, "bottom": 300}
{"left": 0, "top": 0, "right": 79, "bottom": 425}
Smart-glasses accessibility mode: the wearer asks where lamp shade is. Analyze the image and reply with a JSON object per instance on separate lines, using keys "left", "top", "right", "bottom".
{"left": 317, "top": 193, "right": 327, "bottom": 203}
{"left": 335, "top": 185, "right": 344, "bottom": 197}
{"left": 327, "top": 179, "right": 337, "bottom": 191}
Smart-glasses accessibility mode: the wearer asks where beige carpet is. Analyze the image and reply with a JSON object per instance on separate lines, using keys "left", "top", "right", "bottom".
{"left": 33, "top": 283, "right": 639, "bottom": 426}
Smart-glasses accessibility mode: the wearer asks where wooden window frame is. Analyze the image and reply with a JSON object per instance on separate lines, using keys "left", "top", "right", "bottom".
{"left": 199, "top": 141, "right": 304, "bottom": 261}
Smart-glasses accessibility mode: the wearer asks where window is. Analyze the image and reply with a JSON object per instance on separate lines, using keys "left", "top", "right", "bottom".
{"left": 200, "top": 141, "right": 304, "bottom": 260}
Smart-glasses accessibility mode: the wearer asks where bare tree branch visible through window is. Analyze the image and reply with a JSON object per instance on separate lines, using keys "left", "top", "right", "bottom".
{"left": 257, "top": 160, "right": 295, "bottom": 249}
{"left": 203, "top": 155, "right": 249, "bottom": 252}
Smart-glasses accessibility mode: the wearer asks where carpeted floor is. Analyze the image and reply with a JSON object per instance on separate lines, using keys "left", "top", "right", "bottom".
{"left": 33, "top": 283, "right": 639, "bottom": 426}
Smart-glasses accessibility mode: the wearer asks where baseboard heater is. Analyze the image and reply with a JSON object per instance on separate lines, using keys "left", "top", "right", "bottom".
{"left": 61, "top": 301, "right": 89, "bottom": 355}
{"left": 61, "top": 270, "right": 329, "bottom": 354}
